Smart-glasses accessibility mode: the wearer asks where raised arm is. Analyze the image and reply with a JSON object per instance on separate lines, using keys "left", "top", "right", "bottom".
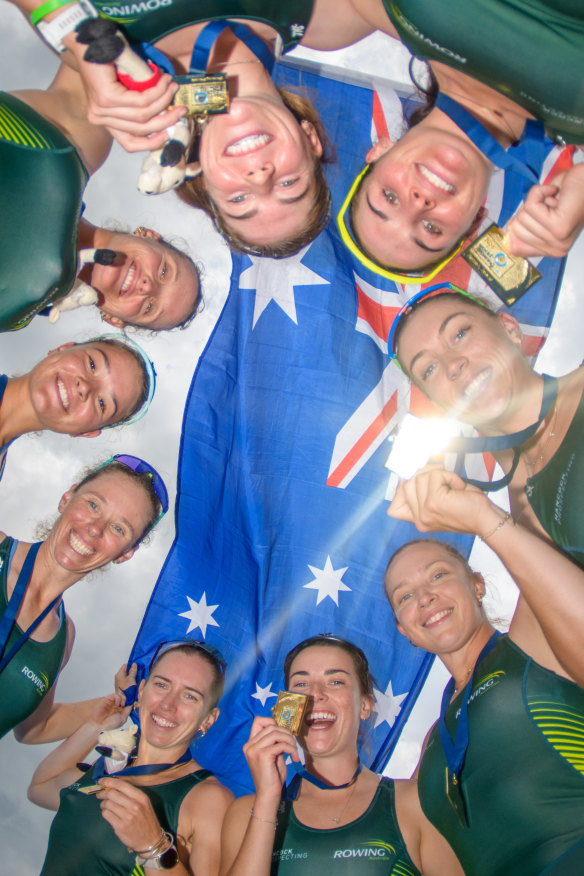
{"left": 28, "top": 694, "right": 129, "bottom": 810}
{"left": 220, "top": 716, "right": 299, "bottom": 876}
{"left": 388, "top": 466, "right": 584, "bottom": 685}
{"left": 7, "top": 0, "right": 183, "bottom": 151}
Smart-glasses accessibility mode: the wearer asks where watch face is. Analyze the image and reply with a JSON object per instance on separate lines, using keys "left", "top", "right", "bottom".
{"left": 159, "top": 846, "right": 179, "bottom": 870}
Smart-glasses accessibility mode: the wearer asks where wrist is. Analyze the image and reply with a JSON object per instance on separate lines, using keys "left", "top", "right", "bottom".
{"left": 479, "top": 510, "right": 513, "bottom": 542}
{"left": 135, "top": 830, "right": 179, "bottom": 871}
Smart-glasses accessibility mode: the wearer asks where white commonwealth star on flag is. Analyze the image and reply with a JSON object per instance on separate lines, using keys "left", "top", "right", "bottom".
{"left": 178, "top": 592, "right": 220, "bottom": 637}
{"left": 251, "top": 682, "right": 278, "bottom": 708}
{"left": 372, "top": 680, "right": 408, "bottom": 729}
{"left": 303, "top": 555, "right": 351, "bottom": 606}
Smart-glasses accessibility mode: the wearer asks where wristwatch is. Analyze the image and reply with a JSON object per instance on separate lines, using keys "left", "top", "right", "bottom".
{"left": 143, "top": 843, "right": 179, "bottom": 870}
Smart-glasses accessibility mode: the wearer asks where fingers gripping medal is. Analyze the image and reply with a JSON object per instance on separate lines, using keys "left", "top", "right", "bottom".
{"left": 272, "top": 691, "right": 309, "bottom": 735}
{"left": 462, "top": 224, "right": 541, "bottom": 306}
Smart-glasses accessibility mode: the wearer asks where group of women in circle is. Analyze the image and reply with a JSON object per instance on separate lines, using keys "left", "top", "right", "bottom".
{"left": 2, "top": 0, "right": 584, "bottom": 874}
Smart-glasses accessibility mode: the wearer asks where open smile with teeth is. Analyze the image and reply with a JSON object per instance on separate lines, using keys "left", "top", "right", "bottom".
{"left": 57, "top": 377, "right": 69, "bottom": 412}
{"left": 119, "top": 262, "right": 136, "bottom": 296}
{"left": 224, "top": 133, "right": 272, "bottom": 156}
{"left": 418, "top": 164, "right": 456, "bottom": 193}
{"left": 306, "top": 711, "right": 336, "bottom": 726}
{"left": 463, "top": 370, "right": 490, "bottom": 401}
{"left": 69, "top": 531, "right": 94, "bottom": 557}
{"left": 151, "top": 714, "right": 178, "bottom": 728}
{"left": 424, "top": 608, "right": 453, "bottom": 627}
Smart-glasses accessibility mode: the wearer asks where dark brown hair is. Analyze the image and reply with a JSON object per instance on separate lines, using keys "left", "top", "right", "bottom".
{"left": 177, "top": 89, "right": 333, "bottom": 258}
{"left": 284, "top": 634, "right": 374, "bottom": 698}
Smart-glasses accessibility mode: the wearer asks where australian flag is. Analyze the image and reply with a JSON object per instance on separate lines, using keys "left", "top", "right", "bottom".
{"left": 128, "top": 61, "right": 568, "bottom": 794}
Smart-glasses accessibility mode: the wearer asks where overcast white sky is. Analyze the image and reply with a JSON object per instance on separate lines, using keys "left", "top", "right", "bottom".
{"left": 1, "top": 5, "right": 583, "bottom": 872}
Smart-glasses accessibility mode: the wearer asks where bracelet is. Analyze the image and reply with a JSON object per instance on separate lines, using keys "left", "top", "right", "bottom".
{"left": 250, "top": 807, "right": 278, "bottom": 830}
{"left": 35, "top": 0, "right": 98, "bottom": 52}
{"left": 480, "top": 511, "right": 512, "bottom": 541}
{"left": 133, "top": 828, "right": 168, "bottom": 858}
{"left": 30, "top": 0, "right": 73, "bottom": 25}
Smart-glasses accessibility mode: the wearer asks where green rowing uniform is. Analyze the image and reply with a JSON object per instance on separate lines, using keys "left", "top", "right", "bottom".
{"left": 382, "top": 0, "right": 584, "bottom": 143}
{"left": 91, "top": 0, "right": 314, "bottom": 52}
{"left": 41, "top": 767, "right": 213, "bottom": 875}
{"left": 271, "top": 778, "right": 420, "bottom": 874}
{"left": 0, "top": 537, "right": 67, "bottom": 739}
{"left": 0, "top": 93, "right": 87, "bottom": 331}
{"left": 525, "top": 386, "right": 584, "bottom": 569}
{"left": 418, "top": 635, "right": 584, "bottom": 876}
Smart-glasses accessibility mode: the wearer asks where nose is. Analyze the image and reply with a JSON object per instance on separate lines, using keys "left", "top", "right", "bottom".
{"left": 410, "top": 186, "right": 436, "bottom": 211}
{"left": 445, "top": 353, "right": 467, "bottom": 380}
{"left": 76, "top": 375, "right": 90, "bottom": 400}
{"left": 311, "top": 681, "right": 328, "bottom": 703}
{"left": 245, "top": 162, "right": 275, "bottom": 191}
{"left": 87, "top": 517, "right": 105, "bottom": 538}
{"left": 418, "top": 587, "right": 436, "bottom": 608}
{"left": 138, "top": 274, "right": 154, "bottom": 294}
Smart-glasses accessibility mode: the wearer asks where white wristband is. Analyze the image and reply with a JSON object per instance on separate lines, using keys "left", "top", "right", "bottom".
{"left": 37, "top": 0, "right": 98, "bottom": 53}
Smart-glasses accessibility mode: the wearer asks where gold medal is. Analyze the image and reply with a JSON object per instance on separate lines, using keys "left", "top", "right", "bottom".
{"left": 445, "top": 768, "right": 469, "bottom": 828}
{"left": 77, "top": 783, "right": 104, "bottom": 795}
{"left": 171, "top": 73, "right": 229, "bottom": 117}
{"left": 272, "top": 690, "right": 309, "bottom": 735}
{"left": 462, "top": 224, "right": 541, "bottom": 306}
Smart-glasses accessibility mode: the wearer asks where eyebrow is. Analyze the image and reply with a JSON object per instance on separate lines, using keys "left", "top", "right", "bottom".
{"left": 407, "top": 311, "right": 468, "bottom": 374}
{"left": 152, "top": 673, "right": 205, "bottom": 698}
{"left": 223, "top": 187, "right": 311, "bottom": 221}
{"left": 93, "top": 347, "right": 118, "bottom": 420}
{"left": 366, "top": 194, "right": 447, "bottom": 255}
{"left": 289, "top": 668, "right": 352, "bottom": 679}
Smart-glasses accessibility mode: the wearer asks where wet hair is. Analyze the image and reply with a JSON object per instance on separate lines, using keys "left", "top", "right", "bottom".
{"left": 392, "top": 291, "right": 498, "bottom": 373}
{"left": 177, "top": 89, "right": 333, "bottom": 258}
{"left": 74, "top": 459, "right": 162, "bottom": 544}
{"left": 83, "top": 336, "right": 150, "bottom": 425}
{"left": 150, "top": 644, "right": 225, "bottom": 710}
{"left": 404, "top": 57, "right": 439, "bottom": 129}
{"left": 284, "top": 634, "right": 374, "bottom": 699}
{"left": 384, "top": 538, "right": 475, "bottom": 606}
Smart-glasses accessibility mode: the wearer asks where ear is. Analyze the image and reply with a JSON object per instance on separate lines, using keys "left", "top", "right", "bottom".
{"left": 300, "top": 120, "right": 323, "bottom": 158}
{"left": 100, "top": 311, "right": 126, "bottom": 329}
{"left": 135, "top": 678, "right": 146, "bottom": 708}
{"left": 70, "top": 429, "right": 102, "bottom": 439}
{"left": 58, "top": 486, "right": 76, "bottom": 513}
{"left": 133, "top": 227, "right": 161, "bottom": 240}
{"left": 473, "top": 572, "right": 486, "bottom": 603}
{"left": 112, "top": 544, "right": 138, "bottom": 565}
{"left": 498, "top": 312, "right": 523, "bottom": 347}
{"left": 184, "top": 161, "right": 202, "bottom": 179}
{"left": 360, "top": 695, "right": 374, "bottom": 721}
{"left": 366, "top": 137, "right": 393, "bottom": 164}
{"left": 199, "top": 707, "right": 220, "bottom": 735}
{"left": 51, "top": 341, "right": 76, "bottom": 355}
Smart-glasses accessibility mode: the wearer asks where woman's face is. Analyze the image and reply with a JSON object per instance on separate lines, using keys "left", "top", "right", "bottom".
{"left": 199, "top": 96, "right": 323, "bottom": 247}
{"left": 91, "top": 234, "right": 200, "bottom": 330}
{"left": 288, "top": 645, "right": 371, "bottom": 759}
{"left": 397, "top": 298, "right": 525, "bottom": 428}
{"left": 48, "top": 470, "right": 153, "bottom": 575}
{"left": 138, "top": 650, "right": 219, "bottom": 753}
{"left": 385, "top": 542, "right": 485, "bottom": 656}
{"left": 29, "top": 341, "right": 143, "bottom": 436}
{"left": 353, "top": 127, "right": 491, "bottom": 270}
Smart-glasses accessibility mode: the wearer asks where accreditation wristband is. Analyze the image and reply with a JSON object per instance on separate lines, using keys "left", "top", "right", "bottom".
{"left": 37, "top": 0, "right": 99, "bottom": 53}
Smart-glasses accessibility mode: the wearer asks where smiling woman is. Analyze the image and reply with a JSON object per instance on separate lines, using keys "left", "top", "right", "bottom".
{"left": 28, "top": 642, "right": 233, "bottom": 876}
{"left": 1, "top": 68, "right": 201, "bottom": 332}
{"left": 219, "top": 634, "right": 462, "bottom": 876}
{"left": 0, "top": 335, "right": 155, "bottom": 483}
{"left": 391, "top": 289, "right": 584, "bottom": 568}
{"left": 0, "top": 455, "right": 168, "bottom": 746}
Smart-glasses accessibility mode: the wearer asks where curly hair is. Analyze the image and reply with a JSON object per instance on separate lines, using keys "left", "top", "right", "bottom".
{"left": 177, "top": 89, "right": 333, "bottom": 258}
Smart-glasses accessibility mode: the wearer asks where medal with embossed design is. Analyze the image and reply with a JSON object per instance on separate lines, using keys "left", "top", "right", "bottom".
{"left": 272, "top": 690, "right": 309, "bottom": 735}
{"left": 462, "top": 223, "right": 541, "bottom": 306}
{"left": 172, "top": 73, "right": 229, "bottom": 117}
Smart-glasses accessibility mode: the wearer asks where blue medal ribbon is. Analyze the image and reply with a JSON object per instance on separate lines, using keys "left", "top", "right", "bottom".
{"left": 91, "top": 745, "right": 192, "bottom": 780}
{"left": 435, "top": 94, "right": 544, "bottom": 184}
{"left": 438, "top": 631, "right": 501, "bottom": 785}
{"left": 444, "top": 374, "right": 557, "bottom": 491}
{"left": 0, "top": 541, "right": 62, "bottom": 674}
{"left": 286, "top": 761, "right": 362, "bottom": 801}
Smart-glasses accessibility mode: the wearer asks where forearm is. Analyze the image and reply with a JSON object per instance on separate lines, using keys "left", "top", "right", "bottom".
{"left": 222, "top": 796, "right": 279, "bottom": 876}
{"left": 482, "top": 507, "right": 584, "bottom": 683}
{"left": 15, "top": 697, "right": 103, "bottom": 744}
{"left": 30, "top": 715, "right": 103, "bottom": 785}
